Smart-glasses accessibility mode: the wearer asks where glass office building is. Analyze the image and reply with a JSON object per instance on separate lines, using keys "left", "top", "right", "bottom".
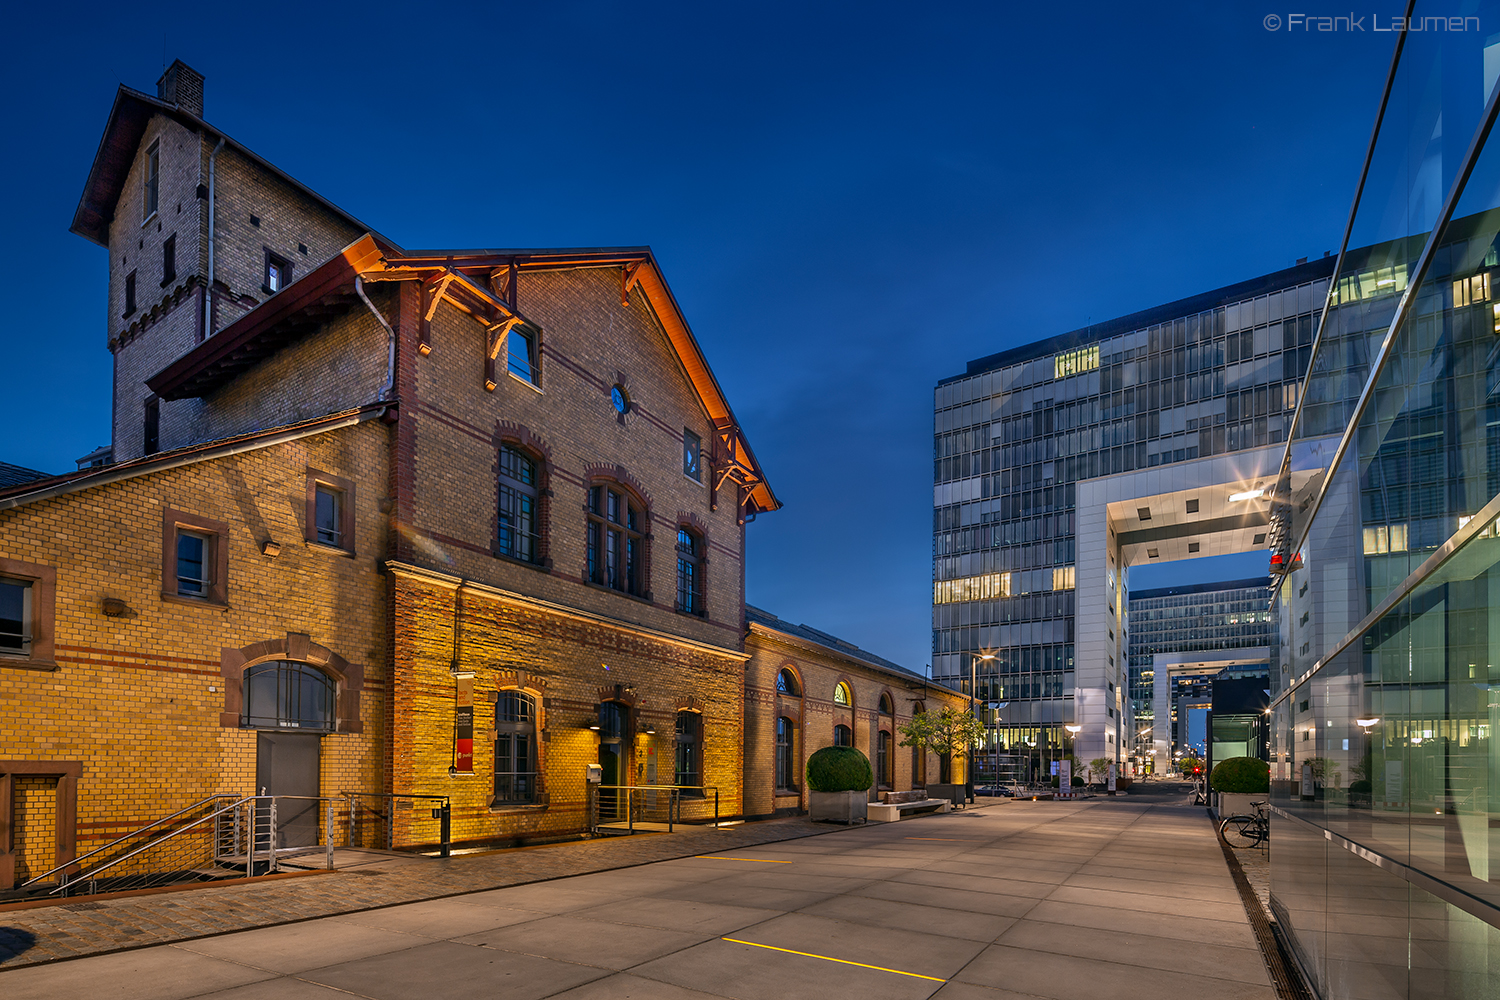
{"left": 1126, "top": 577, "right": 1277, "bottom": 766}
{"left": 1265, "top": 8, "right": 1500, "bottom": 996}
{"left": 934, "top": 247, "right": 1331, "bottom": 774}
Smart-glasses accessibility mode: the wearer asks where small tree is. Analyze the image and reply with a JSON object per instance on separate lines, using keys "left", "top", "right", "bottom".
{"left": 897, "top": 706, "right": 984, "bottom": 783}
{"left": 1087, "top": 757, "right": 1114, "bottom": 790}
{"left": 1179, "top": 756, "right": 1206, "bottom": 781}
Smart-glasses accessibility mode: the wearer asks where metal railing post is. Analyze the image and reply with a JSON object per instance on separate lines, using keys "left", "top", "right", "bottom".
{"left": 268, "top": 801, "right": 278, "bottom": 873}
{"left": 715, "top": 789, "right": 719, "bottom": 828}
{"left": 628, "top": 789, "right": 635, "bottom": 834}
{"left": 439, "top": 800, "right": 451, "bottom": 858}
{"left": 326, "top": 802, "right": 335, "bottom": 870}
{"left": 387, "top": 797, "right": 394, "bottom": 851}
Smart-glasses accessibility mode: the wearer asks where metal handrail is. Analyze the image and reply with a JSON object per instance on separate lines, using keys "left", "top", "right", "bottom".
{"left": 341, "top": 791, "right": 452, "bottom": 857}
{"left": 19, "top": 793, "right": 237, "bottom": 890}
{"left": 593, "top": 784, "right": 720, "bottom": 834}
{"left": 48, "top": 795, "right": 265, "bottom": 895}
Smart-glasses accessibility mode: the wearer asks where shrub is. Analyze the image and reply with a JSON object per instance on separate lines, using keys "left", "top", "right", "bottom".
{"left": 1047, "top": 775, "right": 1085, "bottom": 788}
{"left": 806, "top": 746, "right": 873, "bottom": 792}
{"left": 1348, "top": 779, "right": 1373, "bottom": 794}
{"left": 1210, "top": 756, "right": 1270, "bottom": 794}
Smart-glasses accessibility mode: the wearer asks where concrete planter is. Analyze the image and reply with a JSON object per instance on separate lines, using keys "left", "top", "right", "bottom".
{"left": 1216, "top": 791, "right": 1266, "bottom": 820}
{"left": 809, "top": 790, "right": 868, "bottom": 824}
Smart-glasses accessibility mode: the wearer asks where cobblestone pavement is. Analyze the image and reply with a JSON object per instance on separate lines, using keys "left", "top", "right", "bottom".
{"left": 0, "top": 815, "right": 851, "bottom": 970}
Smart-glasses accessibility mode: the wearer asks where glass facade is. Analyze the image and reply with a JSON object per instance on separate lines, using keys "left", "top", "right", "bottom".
{"left": 934, "top": 244, "right": 1326, "bottom": 771}
{"left": 1127, "top": 577, "right": 1278, "bottom": 765}
{"left": 1267, "top": 9, "right": 1500, "bottom": 996}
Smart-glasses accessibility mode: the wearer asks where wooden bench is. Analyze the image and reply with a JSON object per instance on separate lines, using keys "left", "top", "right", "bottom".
{"left": 867, "top": 798, "right": 951, "bottom": 822}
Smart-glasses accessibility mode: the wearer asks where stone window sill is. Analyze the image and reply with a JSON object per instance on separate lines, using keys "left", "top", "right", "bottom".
{"left": 0, "top": 656, "right": 57, "bottom": 672}
{"left": 306, "top": 541, "right": 355, "bottom": 558}
{"left": 161, "top": 593, "right": 229, "bottom": 610}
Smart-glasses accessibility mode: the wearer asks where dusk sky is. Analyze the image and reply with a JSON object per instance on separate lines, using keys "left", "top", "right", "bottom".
{"left": 3, "top": 3, "right": 1402, "bottom": 673}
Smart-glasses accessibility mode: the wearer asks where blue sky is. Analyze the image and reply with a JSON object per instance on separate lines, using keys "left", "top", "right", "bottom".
{"left": 2, "top": 2, "right": 1402, "bottom": 671}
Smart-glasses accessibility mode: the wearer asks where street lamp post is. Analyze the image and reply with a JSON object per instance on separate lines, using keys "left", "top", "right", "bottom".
{"left": 1064, "top": 723, "right": 1081, "bottom": 795}
{"left": 972, "top": 653, "right": 996, "bottom": 799}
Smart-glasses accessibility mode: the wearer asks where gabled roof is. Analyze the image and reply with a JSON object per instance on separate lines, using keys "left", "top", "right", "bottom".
{"left": 746, "top": 605, "right": 953, "bottom": 691}
{"left": 0, "top": 462, "right": 51, "bottom": 490}
{"left": 71, "top": 85, "right": 389, "bottom": 249}
{"left": 0, "top": 405, "right": 386, "bottom": 511}
{"left": 146, "top": 236, "right": 781, "bottom": 514}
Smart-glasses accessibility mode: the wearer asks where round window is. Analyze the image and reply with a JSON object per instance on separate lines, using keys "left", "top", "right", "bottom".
{"left": 611, "top": 385, "right": 629, "bottom": 414}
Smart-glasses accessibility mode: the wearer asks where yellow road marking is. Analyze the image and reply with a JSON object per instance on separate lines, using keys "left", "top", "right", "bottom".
{"left": 720, "top": 937, "right": 947, "bottom": 981}
{"left": 692, "top": 855, "right": 791, "bottom": 863}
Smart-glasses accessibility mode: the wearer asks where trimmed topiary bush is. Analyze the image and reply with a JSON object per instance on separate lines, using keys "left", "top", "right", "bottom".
{"left": 1048, "top": 775, "right": 1085, "bottom": 788}
{"left": 1210, "top": 756, "right": 1270, "bottom": 794}
{"left": 1348, "top": 779, "right": 1372, "bottom": 794}
{"left": 806, "top": 746, "right": 873, "bottom": 792}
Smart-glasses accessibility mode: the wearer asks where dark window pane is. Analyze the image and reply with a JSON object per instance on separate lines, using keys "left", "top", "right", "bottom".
{"left": 177, "top": 531, "right": 208, "bottom": 596}
{"left": 315, "top": 487, "right": 342, "bottom": 546}
{"left": 0, "top": 579, "right": 29, "bottom": 653}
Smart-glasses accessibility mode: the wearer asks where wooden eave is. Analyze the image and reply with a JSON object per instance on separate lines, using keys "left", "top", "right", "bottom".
{"left": 147, "top": 235, "right": 387, "bottom": 400}
{"left": 143, "top": 238, "right": 779, "bottom": 514}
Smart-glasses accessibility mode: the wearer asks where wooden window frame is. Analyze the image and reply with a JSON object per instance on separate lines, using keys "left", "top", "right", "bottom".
{"left": 143, "top": 141, "right": 159, "bottom": 221}
{"left": 586, "top": 482, "right": 649, "bottom": 600}
{"left": 305, "top": 469, "right": 356, "bottom": 555}
{"left": 683, "top": 428, "right": 702, "bottom": 482}
{"left": 493, "top": 690, "right": 541, "bottom": 806}
{"left": 496, "top": 445, "right": 543, "bottom": 566}
{"left": 263, "top": 249, "right": 293, "bottom": 296}
{"left": 143, "top": 394, "right": 160, "bottom": 456}
{"left": 775, "top": 716, "right": 798, "bottom": 792}
{"left": 0, "top": 557, "right": 56, "bottom": 671}
{"left": 674, "top": 525, "right": 705, "bottom": 617}
{"left": 160, "top": 233, "right": 176, "bottom": 287}
{"left": 161, "top": 508, "right": 229, "bottom": 606}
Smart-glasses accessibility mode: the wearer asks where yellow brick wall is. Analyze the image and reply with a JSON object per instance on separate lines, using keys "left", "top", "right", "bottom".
{"left": 12, "top": 776, "right": 59, "bottom": 881}
{"left": 408, "top": 267, "right": 746, "bottom": 653}
{"left": 0, "top": 421, "right": 389, "bottom": 860}
{"left": 391, "top": 568, "right": 744, "bottom": 847}
{"left": 743, "top": 630, "right": 968, "bottom": 817}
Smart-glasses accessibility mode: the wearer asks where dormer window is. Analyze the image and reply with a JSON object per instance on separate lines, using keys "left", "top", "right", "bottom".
{"left": 263, "top": 250, "right": 292, "bottom": 295}
{"left": 144, "top": 142, "right": 160, "bottom": 220}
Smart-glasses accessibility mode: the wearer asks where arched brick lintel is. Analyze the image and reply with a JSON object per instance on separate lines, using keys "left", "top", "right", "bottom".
{"left": 219, "top": 633, "right": 364, "bottom": 734}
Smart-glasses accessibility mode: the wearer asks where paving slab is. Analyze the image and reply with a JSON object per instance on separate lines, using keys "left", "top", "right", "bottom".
{"left": 0, "top": 795, "right": 1277, "bottom": 1000}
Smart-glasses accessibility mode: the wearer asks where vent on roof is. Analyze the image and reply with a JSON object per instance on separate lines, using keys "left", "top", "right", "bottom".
{"left": 1137, "top": 507, "right": 1152, "bottom": 521}
{"left": 1253, "top": 533, "right": 1267, "bottom": 545}
{"left": 1186, "top": 499, "right": 1199, "bottom": 513}
{"left": 1188, "top": 542, "right": 1200, "bottom": 553}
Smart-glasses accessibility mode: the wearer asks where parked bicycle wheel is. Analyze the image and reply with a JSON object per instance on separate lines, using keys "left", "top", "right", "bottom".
{"left": 1219, "top": 815, "right": 1265, "bottom": 848}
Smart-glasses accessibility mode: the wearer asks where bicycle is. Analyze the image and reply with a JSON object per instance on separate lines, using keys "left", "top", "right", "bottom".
{"left": 1219, "top": 799, "right": 1270, "bottom": 848}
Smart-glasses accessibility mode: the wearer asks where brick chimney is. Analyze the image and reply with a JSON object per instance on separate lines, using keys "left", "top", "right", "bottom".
{"left": 157, "top": 60, "right": 205, "bottom": 118}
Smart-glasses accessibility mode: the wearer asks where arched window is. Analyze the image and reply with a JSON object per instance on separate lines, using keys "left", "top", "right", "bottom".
{"left": 242, "top": 661, "right": 335, "bottom": 732}
{"left": 494, "top": 691, "right": 537, "bottom": 804}
{"left": 675, "top": 710, "right": 702, "bottom": 791}
{"left": 834, "top": 724, "right": 852, "bottom": 747}
{"left": 675, "top": 527, "right": 704, "bottom": 615}
{"left": 879, "top": 692, "right": 894, "bottom": 717}
{"left": 587, "top": 484, "right": 644, "bottom": 595}
{"left": 497, "top": 445, "right": 540, "bottom": 564}
{"left": 775, "top": 717, "right": 796, "bottom": 790}
{"left": 833, "top": 682, "right": 851, "bottom": 707}
{"left": 776, "top": 668, "right": 800, "bottom": 696}
{"left": 877, "top": 730, "right": 894, "bottom": 788}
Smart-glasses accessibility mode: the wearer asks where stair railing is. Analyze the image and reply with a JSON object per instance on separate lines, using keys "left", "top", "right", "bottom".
{"left": 18, "top": 794, "right": 237, "bottom": 892}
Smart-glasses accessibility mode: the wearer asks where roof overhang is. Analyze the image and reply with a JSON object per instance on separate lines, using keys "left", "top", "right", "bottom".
{"left": 148, "top": 234, "right": 390, "bottom": 399}
{"left": 148, "top": 238, "right": 780, "bottom": 514}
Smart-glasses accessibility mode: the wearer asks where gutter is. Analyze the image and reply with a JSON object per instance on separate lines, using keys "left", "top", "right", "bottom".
{"left": 0, "top": 406, "right": 385, "bottom": 512}
{"left": 204, "top": 137, "right": 225, "bottom": 336}
{"left": 354, "top": 275, "right": 396, "bottom": 401}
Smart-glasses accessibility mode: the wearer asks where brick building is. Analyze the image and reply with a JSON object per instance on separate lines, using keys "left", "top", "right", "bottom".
{"left": 1, "top": 61, "right": 779, "bottom": 885}
{"left": 743, "top": 606, "right": 967, "bottom": 819}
